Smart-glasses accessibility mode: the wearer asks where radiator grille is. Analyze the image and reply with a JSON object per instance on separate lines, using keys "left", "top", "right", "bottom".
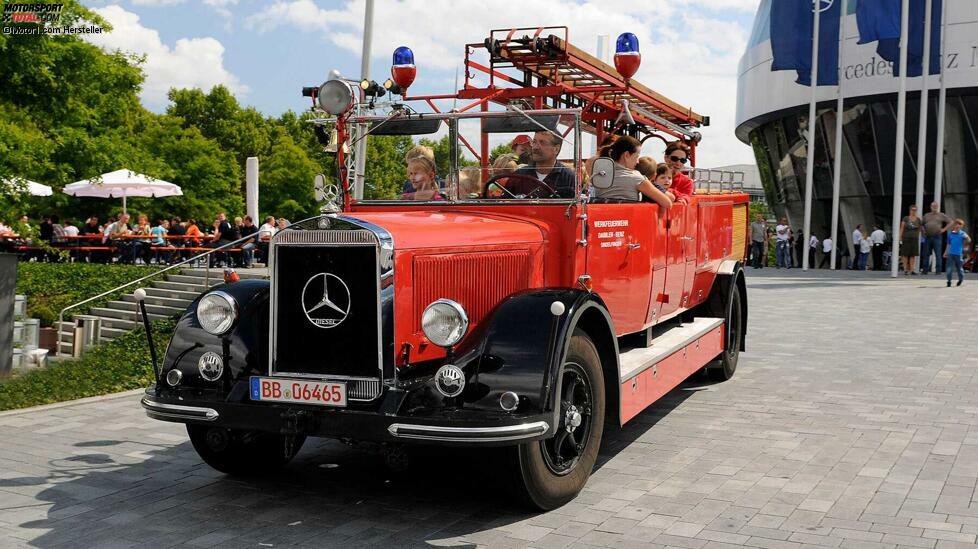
{"left": 413, "top": 250, "right": 533, "bottom": 331}
{"left": 273, "top": 230, "right": 376, "bottom": 245}
{"left": 731, "top": 203, "right": 747, "bottom": 261}
{"left": 347, "top": 379, "right": 381, "bottom": 400}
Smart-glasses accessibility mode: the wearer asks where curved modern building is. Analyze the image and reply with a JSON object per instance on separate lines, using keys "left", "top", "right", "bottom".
{"left": 737, "top": 1, "right": 978, "bottom": 254}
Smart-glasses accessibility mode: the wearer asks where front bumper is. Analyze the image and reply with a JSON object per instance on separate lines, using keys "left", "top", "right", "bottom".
{"left": 141, "top": 389, "right": 552, "bottom": 446}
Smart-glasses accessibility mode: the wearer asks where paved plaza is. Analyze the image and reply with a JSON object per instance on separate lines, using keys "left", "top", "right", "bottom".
{"left": 1, "top": 269, "right": 977, "bottom": 548}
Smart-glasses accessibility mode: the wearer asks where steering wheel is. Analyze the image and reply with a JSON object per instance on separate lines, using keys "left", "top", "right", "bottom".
{"left": 482, "top": 173, "right": 560, "bottom": 199}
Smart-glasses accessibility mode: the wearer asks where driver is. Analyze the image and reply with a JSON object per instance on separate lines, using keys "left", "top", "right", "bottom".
{"left": 514, "top": 130, "right": 577, "bottom": 198}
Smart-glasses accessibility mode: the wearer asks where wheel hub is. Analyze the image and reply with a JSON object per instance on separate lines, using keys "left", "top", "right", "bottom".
{"left": 565, "top": 405, "right": 582, "bottom": 432}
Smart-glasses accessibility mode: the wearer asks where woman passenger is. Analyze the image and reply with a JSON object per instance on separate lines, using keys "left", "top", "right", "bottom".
{"left": 594, "top": 135, "right": 672, "bottom": 210}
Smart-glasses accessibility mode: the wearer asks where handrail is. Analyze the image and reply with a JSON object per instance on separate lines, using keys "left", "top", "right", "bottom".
{"left": 55, "top": 233, "right": 262, "bottom": 357}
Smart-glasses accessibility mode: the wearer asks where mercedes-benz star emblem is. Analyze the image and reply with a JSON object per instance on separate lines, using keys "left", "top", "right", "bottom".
{"left": 301, "top": 273, "right": 351, "bottom": 329}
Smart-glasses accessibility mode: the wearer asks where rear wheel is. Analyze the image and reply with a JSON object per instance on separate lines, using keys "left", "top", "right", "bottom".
{"left": 511, "top": 331, "right": 605, "bottom": 510}
{"left": 187, "top": 425, "right": 305, "bottom": 476}
{"left": 704, "top": 277, "right": 743, "bottom": 381}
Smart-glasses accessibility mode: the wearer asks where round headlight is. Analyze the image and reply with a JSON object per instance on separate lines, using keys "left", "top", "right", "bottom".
{"left": 197, "top": 291, "right": 238, "bottom": 335}
{"left": 317, "top": 79, "right": 355, "bottom": 115}
{"left": 421, "top": 299, "right": 468, "bottom": 348}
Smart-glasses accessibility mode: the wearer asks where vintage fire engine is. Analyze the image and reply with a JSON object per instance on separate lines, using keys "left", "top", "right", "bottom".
{"left": 141, "top": 27, "right": 749, "bottom": 510}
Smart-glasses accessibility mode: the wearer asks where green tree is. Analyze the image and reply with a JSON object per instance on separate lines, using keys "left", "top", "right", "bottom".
{"left": 259, "top": 129, "right": 320, "bottom": 218}
{"left": 363, "top": 135, "right": 414, "bottom": 199}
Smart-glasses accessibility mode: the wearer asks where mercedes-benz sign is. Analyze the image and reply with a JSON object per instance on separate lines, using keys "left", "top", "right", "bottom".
{"left": 301, "top": 272, "right": 352, "bottom": 329}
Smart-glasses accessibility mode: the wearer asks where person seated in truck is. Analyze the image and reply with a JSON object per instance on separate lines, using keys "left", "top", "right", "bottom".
{"left": 664, "top": 141, "right": 693, "bottom": 202}
{"left": 401, "top": 156, "right": 444, "bottom": 201}
{"left": 513, "top": 130, "right": 577, "bottom": 198}
{"left": 594, "top": 135, "right": 672, "bottom": 210}
{"left": 401, "top": 145, "right": 445, "bottom": 194}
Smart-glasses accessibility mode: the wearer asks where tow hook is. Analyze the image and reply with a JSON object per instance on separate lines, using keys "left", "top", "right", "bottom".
{"left": 281, "top": 408, "right": 306, "bottom": 458}
{"left": 385, "top": 444, "right": 410, "bottom": 472}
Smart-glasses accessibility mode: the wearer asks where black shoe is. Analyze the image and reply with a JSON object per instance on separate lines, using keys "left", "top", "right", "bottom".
{"left": 957, "top": 280, "right": 963, "bottom": 286}
{"left": 947, "top": 281, "right": 952, "bottom": 287}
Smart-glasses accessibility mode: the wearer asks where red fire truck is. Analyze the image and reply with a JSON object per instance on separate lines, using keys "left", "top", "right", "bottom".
{"left": 141, "top": 27, "right": 749, "bottom": 510}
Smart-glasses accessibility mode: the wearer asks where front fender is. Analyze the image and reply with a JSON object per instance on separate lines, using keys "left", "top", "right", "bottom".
{"left": 449, "top": 289, "right": 618, "bottom": 419}
{"left": 161, "top": 279, "right": 269, "bottom": 396}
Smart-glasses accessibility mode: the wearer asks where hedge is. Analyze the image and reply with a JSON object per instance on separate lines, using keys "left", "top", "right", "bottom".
{"left": 15, "top": 263, "right": 160, "bottom": 326}
{"left": 0, "top": 319, "right": 176, "bottom": 411}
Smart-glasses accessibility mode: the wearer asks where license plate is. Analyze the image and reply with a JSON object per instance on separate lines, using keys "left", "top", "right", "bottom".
{"left": 250, "top": 377, "right": 347, "bottom": 407}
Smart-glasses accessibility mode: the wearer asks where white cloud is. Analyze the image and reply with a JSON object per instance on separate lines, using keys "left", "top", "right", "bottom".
{"left": 131, "top": 0, "right": 185, "bottom": 5}
{"left": 85, "top": 5, "right": 248, "bottom": 108}
{"left": 244, "top": 0, "right": 756, "bottom": 166}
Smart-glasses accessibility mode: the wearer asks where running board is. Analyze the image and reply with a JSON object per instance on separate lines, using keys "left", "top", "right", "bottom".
{"left": 618, "top": 317, "right": 724, "bottom": 424}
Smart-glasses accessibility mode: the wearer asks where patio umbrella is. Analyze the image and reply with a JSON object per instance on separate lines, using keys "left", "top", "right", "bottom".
{"left": 63, "top": 169, "right": 181, "bottom": 214}
{"left": 1, "top": 177, "right": 52, "bottom": 196}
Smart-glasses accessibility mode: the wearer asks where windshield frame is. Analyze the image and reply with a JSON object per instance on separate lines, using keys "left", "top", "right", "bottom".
{"left": 349, "top": 108, "right": 583, "bottom": 205}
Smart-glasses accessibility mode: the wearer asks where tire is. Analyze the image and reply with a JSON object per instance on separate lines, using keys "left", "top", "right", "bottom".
{"left": 510, "top": 330, "right": 605, "bottom": 511}
{"left": 186, "top": 425, "right": 305, "bottom": 476}
{"left": 704, "top": 277, "right": 743, "bottom": 381}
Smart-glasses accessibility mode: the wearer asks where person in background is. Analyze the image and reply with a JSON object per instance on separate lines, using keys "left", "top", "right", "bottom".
{"left": 277, "top": 218, "right": 290, "bottom": 231}
{"left": 808, "top": 231, "right": 818, "bottom": 268}
{"left": 239, "top": 215, "right": 258, "bottom": 268}
{"left": 0, "top": 220, "right": 10, "bottom": 235}
{"left": 858, "top": 230, "right": 872, "bottom": 271}
{"left": 401, "top": 156, "right": 443, "bottom": 201}
{"left": 38, "top": 216, "right": 53, "bottom": 243}
{"left": 899, "top": 204, "right": 922, "bottom": 275}
{"left": 132, "top": 214, "right": 152, "bottom": 263}
{"left": 922, "top": 201, "right": 952, "bottom": 274}
{"left": 459, "top": 166, "right": 482, "bottom": 198}
{"left": 150, "top": 218, "right": 169, "bottom": 264}
{"left": 775, "top": 217, "right": 791, "bottom": 269}
{"left": 107, "top": 213, "right": 132, "bottom": 263}
{"left": 663, "top": 142, "right": 694, "bottom": 202}
{"left": 749, "top": 213, "right": 768, "bottom": 269}
{"left": 50, "top": 215, "right": 66, "bottom": 245}
{"left": 80, "top": 217, "right": 100, "bottom": 236}
{"left": 944, "top": 218, "right": 971, "bottom": 287}
{"left": 819, "top": 233, "right": 833, "bottom": 269}
{"left": 851, "top": 224, "right": 864, "bottom": 269}
{"left": 185, "top": 219, "right": 202, "bottom": 248}
{"left": 62, "top": 219, "right": 79, "bottom": 238}
{"left": 401, "top": 145, "right": 445, "bottom": 194}
{"left": 870, "top": 224, "right": 886, "bottom": 270}
{"left": 511, "top": 135, "right": 532, "bottom": 165}
{"left": 257, "top": 216, "right": 277, "bottom": 264}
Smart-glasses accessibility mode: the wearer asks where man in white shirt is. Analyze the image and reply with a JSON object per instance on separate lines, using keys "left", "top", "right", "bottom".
{"left": 775, "top": 218, "right": 791, "bottom": 269}
{"left": 820, "top": 236, "right": 833, "bottom": 268}
{"left": 256, "top": 216, "right": 277, "bottom": 264}
{"left": 870, "top": 224, "right": 886, "bottom": 271}
{"left": 851, "top": 224, "right": 863, "bottom": 269}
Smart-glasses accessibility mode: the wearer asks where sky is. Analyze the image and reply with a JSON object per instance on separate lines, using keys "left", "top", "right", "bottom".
{"left": 82, "top": 0, "right": 762, "bottom": 168}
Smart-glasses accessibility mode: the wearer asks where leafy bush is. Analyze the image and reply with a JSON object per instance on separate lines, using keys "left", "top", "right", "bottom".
{"left": 15, "top": 263, "right": 159, "bottom": 326}
{"left": 0, "top": 319, "right": 175, "bottom": 411}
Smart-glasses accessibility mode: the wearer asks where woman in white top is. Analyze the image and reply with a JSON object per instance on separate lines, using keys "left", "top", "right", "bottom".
{"left": 593, "top": 136, "right": 672, "bottom": 210}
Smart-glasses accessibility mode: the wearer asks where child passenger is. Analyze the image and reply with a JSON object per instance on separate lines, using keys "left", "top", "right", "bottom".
{"left": 944, "top": 218, "right": 971, "bottom": 287}
{"left": 401, "top": 156, "right": 443, "bottom": 201}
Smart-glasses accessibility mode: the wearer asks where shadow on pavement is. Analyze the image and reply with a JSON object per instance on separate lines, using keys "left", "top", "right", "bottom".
{"left": 3, "top": 380, "right": 705, "bottom": 548}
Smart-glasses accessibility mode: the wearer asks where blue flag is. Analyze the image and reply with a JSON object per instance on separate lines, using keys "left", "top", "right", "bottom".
{"left": 771, "top": 0, "right": 842, "bottom": 86}
{"left": 857, "top": 0, "right": 942, "bottom": 77}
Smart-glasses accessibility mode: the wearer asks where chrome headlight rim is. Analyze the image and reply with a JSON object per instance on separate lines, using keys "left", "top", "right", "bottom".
{"left": 196, "top": 290, "right": 239, "bottom": 336}
{"left": 421, "top": 298, "right": 469, "bottom": 348}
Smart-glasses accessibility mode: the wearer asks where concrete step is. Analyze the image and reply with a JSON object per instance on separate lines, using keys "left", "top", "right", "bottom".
{"left": 105, "top": 300, "right": 185, "bottom": 317}
{"left": 152, "top": 280, "right": 211, "bottom": 293}
{"left": 99, "top": 326, "right": 129, "bottom": 341}
{"left": 181, "top": 268, "right": 268, "bottom": 280}
{"left": 122, "top": 293, "right": 193, "bottom": 310}
{"left": 165, "top": 274, "right": 224, "bottom": 287}
{"left": 144, "top": 286, "right": 202, "bottom": 301}
{"left": 89, "top": 310, "right": 171, "bottom": 328}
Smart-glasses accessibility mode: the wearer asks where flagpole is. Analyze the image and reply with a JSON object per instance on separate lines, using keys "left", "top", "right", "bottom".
{"left": 802, "top": 0, "right": 821, "bottom": 271}
{"left": 891, "top": 0, "right": 911, "bottom": 278}
{"left": 913, "top": 0, "right": 933, "bottom": 273}
{"left": 933, "top": 0, "right": 949, "bottom": 209}
{"left": 830, "top": 0, "right": 848, "bottom": 270}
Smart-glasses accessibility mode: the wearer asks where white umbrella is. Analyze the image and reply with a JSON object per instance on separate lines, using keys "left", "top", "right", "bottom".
{"left": 1, "top": 177, "right": 52, "bottom": 196}
{"left": 64, "top": 169, "right": 182, "bottom": 214}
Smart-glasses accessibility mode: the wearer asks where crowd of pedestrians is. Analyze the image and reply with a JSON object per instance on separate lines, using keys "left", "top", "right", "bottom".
{"left": 747, "top": 202, "right": 972, "bottom": 285}
{"left": 0, "top": 212, "right": 292, "bottom": 268}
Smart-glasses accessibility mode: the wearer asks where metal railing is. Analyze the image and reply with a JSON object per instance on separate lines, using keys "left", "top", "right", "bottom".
{"left": 55, "top": 233, "right": 264, "bottom": 357}
{"left": 690, "top": 169, "right": 745, "bottom": 194}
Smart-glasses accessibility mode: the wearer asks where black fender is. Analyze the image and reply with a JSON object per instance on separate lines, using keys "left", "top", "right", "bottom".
{"left": 450, "top": 288, "right": 621, "bottom": 424}
{"left": 161, "top": 279, "right": 270, "bottom": 396}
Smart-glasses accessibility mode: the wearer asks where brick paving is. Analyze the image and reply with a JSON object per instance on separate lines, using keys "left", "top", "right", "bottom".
{"left": 1, "top": 269, "right": 977, "bottom": 548}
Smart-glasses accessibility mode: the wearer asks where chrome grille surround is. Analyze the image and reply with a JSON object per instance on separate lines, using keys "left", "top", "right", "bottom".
{"left": 269, "top": 215, "right": 394, "bottom": 402}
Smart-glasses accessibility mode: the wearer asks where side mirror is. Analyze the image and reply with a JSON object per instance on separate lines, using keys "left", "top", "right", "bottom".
{"left": 590, "top": 158, "right": 615, "bottom": 190}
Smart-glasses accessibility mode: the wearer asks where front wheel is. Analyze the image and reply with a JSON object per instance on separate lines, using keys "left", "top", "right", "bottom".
{"left": 187, "top": 425, "right": 305, "bottom": 476}
{"left": 510, "top": 331, "right": 605, "bottom": 510}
